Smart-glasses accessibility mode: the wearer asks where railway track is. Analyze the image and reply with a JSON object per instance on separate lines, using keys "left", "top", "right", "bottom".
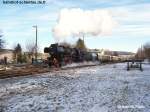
{"left": 0, "top": 62, "right": 119, "bottom": 79}
{"left": 0, "top": 65, "right": 51, "bottom": 79}
{"left": 0, "top": 63, "right": 100, "bottom": 79}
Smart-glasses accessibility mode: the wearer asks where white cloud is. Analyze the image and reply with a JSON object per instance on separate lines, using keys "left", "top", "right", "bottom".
{"left": 114, "top": 24, "right": 150, "bottom": 37}
{"left": 104, "top": 3, "right": 150, "bottom": 37}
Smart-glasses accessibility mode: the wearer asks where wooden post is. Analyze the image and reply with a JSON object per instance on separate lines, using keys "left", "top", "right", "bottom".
{"left": 127, "top": 62, "right": 129, "bottom": 71}
{"left": 140, "top": 62, "right": 143, "bottom": 71}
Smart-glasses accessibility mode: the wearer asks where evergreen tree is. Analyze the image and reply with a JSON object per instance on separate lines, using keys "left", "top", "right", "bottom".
{"left": 13, "top": 43, "right": 22, "bottom": 63}
{"left": 75, "top": 38, "right": 86, "bottom": 50}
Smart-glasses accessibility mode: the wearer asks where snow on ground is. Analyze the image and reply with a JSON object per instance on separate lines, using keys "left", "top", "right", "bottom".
{"left": 0, "top": 63, "right": 150, "bottom": 112}
{"left": 61, "top": 61, "right": 100, "bottom": 68}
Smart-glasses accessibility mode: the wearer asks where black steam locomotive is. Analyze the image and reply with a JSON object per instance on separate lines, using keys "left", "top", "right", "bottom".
{"left": 44, "top": 43, "right": 98, "bottom": 67}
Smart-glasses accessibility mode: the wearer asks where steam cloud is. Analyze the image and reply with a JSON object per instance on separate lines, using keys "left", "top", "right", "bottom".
{"left": 52, "top": 8, "right": 117, "bottom": 41}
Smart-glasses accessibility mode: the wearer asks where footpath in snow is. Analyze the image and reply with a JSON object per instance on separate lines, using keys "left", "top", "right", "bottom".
{"left": 0, "top": 63, "right": 150, "bottom": 112}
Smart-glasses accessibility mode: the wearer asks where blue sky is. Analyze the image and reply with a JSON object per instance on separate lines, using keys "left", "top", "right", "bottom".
{"left": 0, "top": 0, "right": 150, "bottom": 53}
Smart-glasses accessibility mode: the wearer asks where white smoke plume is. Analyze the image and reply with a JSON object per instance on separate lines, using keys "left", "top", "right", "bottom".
{"left": 52, "top": 8, "right": 117, "bottom": 41}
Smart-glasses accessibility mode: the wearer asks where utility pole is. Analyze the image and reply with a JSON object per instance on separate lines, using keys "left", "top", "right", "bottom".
{"left": 33, "top": 25, "right": 38, "bottom": 61}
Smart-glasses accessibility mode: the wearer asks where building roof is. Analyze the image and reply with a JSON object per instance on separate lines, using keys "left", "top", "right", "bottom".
{"left": 0, "top": 49, "right": 14, "bottom": 53}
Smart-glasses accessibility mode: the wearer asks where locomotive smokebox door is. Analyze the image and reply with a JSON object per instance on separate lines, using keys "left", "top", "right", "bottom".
{"left": 44, "top": 47, "right": 50, "bottom": 53}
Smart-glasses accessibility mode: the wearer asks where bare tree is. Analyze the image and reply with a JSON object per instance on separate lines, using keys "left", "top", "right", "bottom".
{"left": 0, "top": 30, "right": 5, "bottom": 50}
{"left": 135, "top": 47, "right": 145, "bottom": 59}
{"left": 143, "top": 42, "right": 150, "bottom": 61}
{"left": 26, "top": 41, "right": 36, "bottom": 59}
{"left": 25, "top": 40, "right": 40, "bottom": 61}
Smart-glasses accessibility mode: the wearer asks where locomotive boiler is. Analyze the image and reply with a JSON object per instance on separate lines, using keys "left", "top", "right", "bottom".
{"left": 44, "top": 43, "right": 86, "bottom": 67}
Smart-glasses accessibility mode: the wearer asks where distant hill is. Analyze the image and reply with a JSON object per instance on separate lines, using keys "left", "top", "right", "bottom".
{"left": 113, "top": 51, "right": 135, "bottom": 55}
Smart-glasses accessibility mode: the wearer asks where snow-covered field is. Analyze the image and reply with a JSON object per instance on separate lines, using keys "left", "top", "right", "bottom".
{"left": 0, "top": 63, "right": 150, "bottom": 112}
